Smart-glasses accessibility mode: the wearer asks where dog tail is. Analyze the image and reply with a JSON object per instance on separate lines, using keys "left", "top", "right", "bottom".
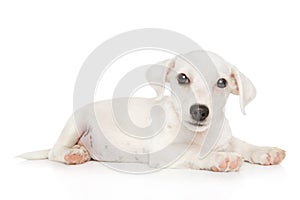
{"left": 17, "top": 149, "right": 50, "bottom": 160}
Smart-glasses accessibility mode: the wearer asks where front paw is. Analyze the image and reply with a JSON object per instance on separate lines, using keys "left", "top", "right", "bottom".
{"left": 208, "top": 152, "right": 244, "bottom": 172}
{"left": 249, "top": 147, "right": 286, "bottom": 165}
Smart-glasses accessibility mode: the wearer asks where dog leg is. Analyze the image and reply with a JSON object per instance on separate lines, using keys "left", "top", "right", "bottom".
{"left": 169, "top": 145, "right": 243, "bottom": 172}
{"left": 48, "top": 114, "right": 91, "bottom": 164}
{"left": 227, "top": 137, "right": 286, "bottom": 165}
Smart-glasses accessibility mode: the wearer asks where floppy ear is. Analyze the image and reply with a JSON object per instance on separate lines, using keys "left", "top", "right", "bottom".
{"left": 146, "top": 59, "right": 175, "bottom": 99}
{"left": 230, "top": 66, "right": 256, "bottom": 114}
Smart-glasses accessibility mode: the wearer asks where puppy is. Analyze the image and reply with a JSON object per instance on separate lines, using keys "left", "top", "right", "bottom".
{"left": 19, "top": 51, "right": 285, "bottom": 172}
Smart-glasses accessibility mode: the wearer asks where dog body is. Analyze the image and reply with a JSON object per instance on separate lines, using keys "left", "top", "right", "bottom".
{"left": 20, "top": 51, "right": 285, "bottom": 172}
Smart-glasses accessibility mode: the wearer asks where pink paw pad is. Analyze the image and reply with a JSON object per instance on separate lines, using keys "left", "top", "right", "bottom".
{"left": 251, "top": 148, "right": 286, "bottom": 166}
{"left": 273, "top": 152, "right": 285, "bottom": 164}
{"left": 211, "top": 155, "right": 242, "bottom": 172}
{"left": 229, "top": 159, "right": 239, "bottom": 169}
{"left": 64, "top": 145, "right": 91, "bottom": 165}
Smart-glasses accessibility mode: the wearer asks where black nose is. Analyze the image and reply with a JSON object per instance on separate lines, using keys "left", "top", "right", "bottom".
{"left": 190, "top": 104, "right": 209, "bottom": 122}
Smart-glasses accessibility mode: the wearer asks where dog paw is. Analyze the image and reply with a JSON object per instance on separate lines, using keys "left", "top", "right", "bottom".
{"left": 209, "top": 152, "right": 243, "bottom": 172}
{"left": 249, "top": 147, "right": 286, "bottom": 166}
{"left": 64, "top": 145, "right": 91, "bottom": 165}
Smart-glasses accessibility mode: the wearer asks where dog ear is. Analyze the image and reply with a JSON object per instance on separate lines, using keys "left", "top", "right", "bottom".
{"left": 146, "top": 59, "right": 175, "bottom": 99}
{"left": 230, "top": 66, "right": 256, "bottom": 114}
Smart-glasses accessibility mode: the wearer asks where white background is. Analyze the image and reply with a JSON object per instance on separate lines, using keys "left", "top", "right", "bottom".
{"left": 1, "top": 0, "right": 299, "bottom": 199}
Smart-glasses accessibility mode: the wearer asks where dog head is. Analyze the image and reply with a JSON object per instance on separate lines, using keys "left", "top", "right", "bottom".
{"left": 146, "top": 51, "right": 256, "bottom": 131}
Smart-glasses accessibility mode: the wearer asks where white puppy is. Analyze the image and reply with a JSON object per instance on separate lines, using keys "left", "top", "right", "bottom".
{"left": 19, "top": 51, "right": 285, "bottom": 172}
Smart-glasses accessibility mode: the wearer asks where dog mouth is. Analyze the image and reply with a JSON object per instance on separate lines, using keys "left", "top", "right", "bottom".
{"left": 186, "top": 121, "right": 206, "bottom": 127}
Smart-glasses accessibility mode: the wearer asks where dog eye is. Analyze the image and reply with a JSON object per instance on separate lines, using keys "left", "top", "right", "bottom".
{"left": 177, "top": 73, "right": 190, "bottom": 84}
{"left": 217, "top": 78, "right": 227, "bottom": 88}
